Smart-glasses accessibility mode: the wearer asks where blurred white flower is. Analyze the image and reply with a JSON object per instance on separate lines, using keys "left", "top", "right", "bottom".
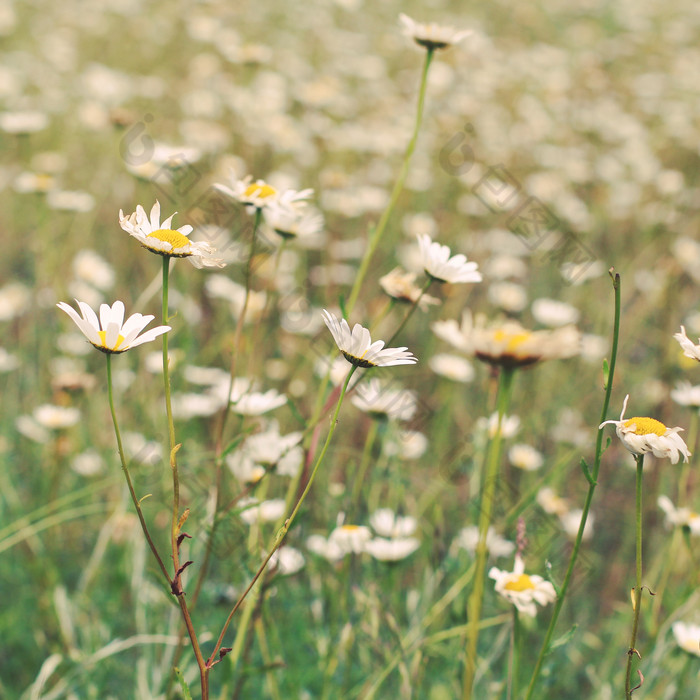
{"left": 489, "top": 556, "right": 557, "bottom": 617}
{"left": 33, "top": 404, "right": 80, "bottom": 429}
{"left": 417, "top": 235, "right": 482, "bottom": 285}
{"left": 370, "top": 508, "right": 417, "bottom": 538}
{"left": 671, "top": 381, "right": 700, "bottom": 408}
{"left": 379, "top": 267, "right": 440, "bottom": 310}
{"left": 657, "top": 496, "right": 700, "bottom": 535}
{"left": 268, "top": 546, "right": 305, "bottom": 575}
{"left": 238, "top": 497, "right": 286, "bottom": 525}
{"left": 365, "top": 537, "right": 420, "bottom": 561}
{"left": 531, "top": 298, "right": 580, "bottom": 327}
{"left": 672, "top": 622, "right": 700, "bottom": 656}
{"left": 399, "top": 13, "right": 472, "bottom": 51}
{"left": 352, "top": 379, "right": 417, "bottom": 421}
{"left": 429, "top": 353, "right": 474, "bottom": 383}
{"left": 508, "top": 443, "right": 544, "bottom": 471}
{"left": 477, "top": 412, "right": 520, "bottom": 439}
{"left": 455, "top": 526, "right": 515, "bottom": 558}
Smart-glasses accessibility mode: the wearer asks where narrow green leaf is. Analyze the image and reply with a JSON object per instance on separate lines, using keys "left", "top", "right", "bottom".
{"left": 174, "top": 667, "right": 192, "bottom": 700}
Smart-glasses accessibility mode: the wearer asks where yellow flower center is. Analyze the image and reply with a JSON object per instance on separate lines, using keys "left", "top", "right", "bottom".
{"left": 147, "top": 228, "right": 190, "bottom": 249}
{"left": 341, "top": 525, "right": 360, "bottom": 531}
{"left": 623, "top": 417, "right": 667, "bottom": 436}
{"left": 244, "top": 183, "right": 277, "bottom": 200}
{"left": 97, "top": 330, "right": 125, "bottom": 350}
{"left": 493, "top": 329, "right": 532, "bottom": 353}
{"left": 504, "top": 573, "right": 536, "bottom": 592}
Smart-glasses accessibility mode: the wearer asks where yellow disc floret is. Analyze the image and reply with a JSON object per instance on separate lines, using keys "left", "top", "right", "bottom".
{"left": 244, "top": 183, "right": 277, "bottom": 200}
{"left": 97, "top": 330, "right": 125, "bottom": 351}
{"left": 504, "top": 574, "right": 536, "bottom": 592}
{"left": 147, "top": 228, "right": 191, "bottom": 250}
{"left": 624, "top": 417, "right": 667, "bottom": 436}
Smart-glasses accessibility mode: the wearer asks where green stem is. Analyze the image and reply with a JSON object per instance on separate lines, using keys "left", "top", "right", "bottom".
{"left": 207, "top": 366, "right": 357, "bottom": 667}
{"left": 346, "top": 48, "right": 434, "bottom": 315}
{"left": 507, "top": 607, "right": 520, "bottom": 700}
{"left": 385, "top": 279, "right": 432, "bottom": 347}
{"left": 106, "top": 354, "right": 170, "bottom": 585}
{"left": 351, "top": 419, "right": 380, "bottom": 514}
{"left": 524, "top": 269, "right": 621, "bottom": 700}
{"left": 625, "top": 454, "right": 645, "bottom": 698}
{"left": 462, "top": 366, "right": 516, "bottom": 700}
{"left": 160, "top": 257, "right": 209, "bottom": 699}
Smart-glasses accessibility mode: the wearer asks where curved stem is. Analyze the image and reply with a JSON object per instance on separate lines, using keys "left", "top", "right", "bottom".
{"left": 207, "top": 366, "right": 357, "bottom": 667}
{"left": 462, "top": 366, "right": 516, "bottom": 699}
{"left": 346, "top": 48, "right": 434, "bottom": 315}
{"left": 160, "top": 257, "right": 209, "bottom": 698}
{"left": 524, "top": 269, "right": 622, "bottom": 700}
{"left": 106, "top": 354, "right": 170, "bottom": 585}
{"left": 625, "top": 454, "right": 645, "bottom": 698}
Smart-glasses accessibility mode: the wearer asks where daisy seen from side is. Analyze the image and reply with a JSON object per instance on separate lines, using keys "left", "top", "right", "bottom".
{"left": 417, "top": 234, "right": 482, "bottom": 285}
{"left": 399, "top": 13, "right": 472, "bottom": 51}
{"left": 599, "top": 395, "right": 690, "bottom": 464}
{"left": 57, "top": 300, "right": 170, "bottom": 354}
{"left": 322, "top": 309, "right": 417, "bottom": 368}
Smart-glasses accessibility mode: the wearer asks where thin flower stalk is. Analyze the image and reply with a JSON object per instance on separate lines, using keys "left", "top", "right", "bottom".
{"left": 159, "top": 257, "right": 209, "bottom": 697}
{"left": 625, "top": 454, "right": 645, "bottom": 698}
{"left": 346, "top": 47, "right": 434, "bottom": 314}
{"left": 462, "top": 365, "right": 516, "bottom": 700}
{"left": 207, "top": 366, "right": 357, "bottom": 668}
{"left": 105, "top": 354, "right": 170, "bottom": 585}
{"left": 524, "top": 269, "right": 621, "bottom": 700}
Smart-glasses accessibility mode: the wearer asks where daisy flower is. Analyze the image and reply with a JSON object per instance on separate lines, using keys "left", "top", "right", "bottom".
{"left": 489, "top": 556, "right": 557, "bottom": 617}
{"left": 364, "top": 537, "right": 420, "bottom": 561}
{"left": 432, "top": 311, "right": 580, "bottom": 368}
{"left": 657, "top": 495, "right": 700, "bottom": 535}
{"left": 119, "top": 200, "right": 224, "bottom": 268}
{"left": 599, "top": 394, "right": 690, "bottom": 464}
{"left": 417, "top": 235, "right": 482, "bottom": 284}
{"left": 379, "top": 267, "right": 440, "bottom": 309}
{"left": 215, "top": 173, "right": 313, "bottom": 211}
{"left": 399, "top": 13, "right": 472, "bottom": 51}
{"left": 322, "top": 309, "right": 417, "bottom": 368}
{"left": 455, "top": 526, "right": 515, "bottom": 558}
{"left": 351, "top": 379, "right": 417, "bottom": 421}
{"left": 674, "top": 326, "right": 700, "bottom": 362}
{"left": 672, "top": 622, "right": 700, "bottom": 656}
{"left": 264, "top": 200, "right": 324, "bottom": 244}
{"left": 57, "top": 300, "right": 170, "bottom": 354}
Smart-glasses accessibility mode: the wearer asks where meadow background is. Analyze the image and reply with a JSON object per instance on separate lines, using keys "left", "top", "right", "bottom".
{"left": 2, "top": 0, "right": 700, "bottom": 697}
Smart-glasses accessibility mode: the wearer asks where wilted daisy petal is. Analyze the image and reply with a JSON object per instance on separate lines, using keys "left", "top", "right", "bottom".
{"left": 600, "top": 394, "right": 690, "bottom": 464}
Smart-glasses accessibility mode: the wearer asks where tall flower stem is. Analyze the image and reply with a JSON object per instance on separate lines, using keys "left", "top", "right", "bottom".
{"left": 160, "top": 257, "right": 209, "bottom": 698}
{"left": 625, "top": 453, "right": 645, "bottom": 698}
{"left": 105, "top": 354, "right": 170, "bottom": 585}
{"left": 524, "top": 269, "right": 621, "bottom": 700}
{"left": 507, "top": 607, "right": 521, "bottom": 700}
{"left": 346, "top": 48, "right": 434, "bottom": 315}
{"left": 192, "top": 208, "right": 263, "bottom": 604}
{"left": 207, "top": 366, "right": 357, "bottom": 668}
{"left": 462, "top": 366, "right": 516, "bottom": 700}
